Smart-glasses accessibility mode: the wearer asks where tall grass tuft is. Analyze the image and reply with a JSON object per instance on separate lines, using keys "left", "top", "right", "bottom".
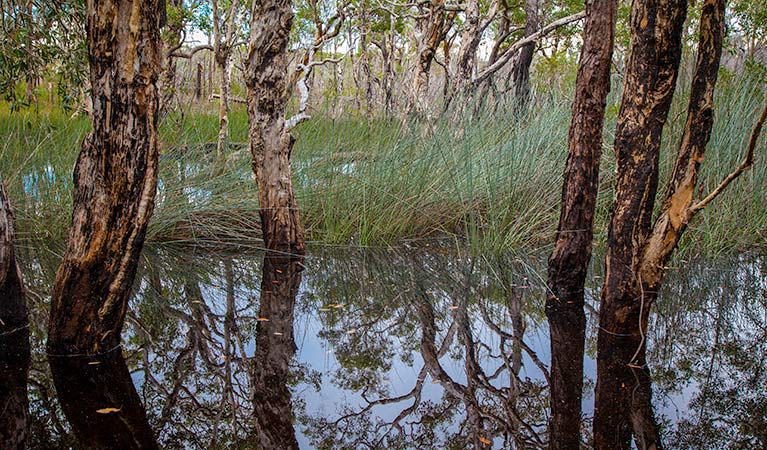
{"left": 1, "top": 73, "right": 765, "bottom": 256}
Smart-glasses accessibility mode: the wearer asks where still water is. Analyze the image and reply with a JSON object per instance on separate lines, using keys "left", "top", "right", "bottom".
{"left": 17, "top": 245, "right": 767, "bottom": 449}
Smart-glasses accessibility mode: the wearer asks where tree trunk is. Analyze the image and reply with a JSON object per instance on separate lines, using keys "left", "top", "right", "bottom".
{"left": 0, "top": 182, "right": 29, "bottom": 450}
{"left": 545, "top": 0, "right": 616, "bottom": 448}
{"left": 593, "top": 0, "right": 688, "bottom": 448}
{"left": 245, "top": 0, "right": 305, "bottom": 256}
{"left": 252, "top": 254, "right": 302, "bottom": 449}
{"left": 512, "top": 0, "right": 539, "bottom": 106}
{"left": 216, "top": 50, "right": 232, "bottom": 161}
{"left": 46, "top": 0, "right": 164, "bottom": 375}
{"left": 410, "top": 0, "right": 453, "bottom": 115}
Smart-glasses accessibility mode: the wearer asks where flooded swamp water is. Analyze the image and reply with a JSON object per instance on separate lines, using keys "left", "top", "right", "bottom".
{"left": 16, "top": 245, "right": 767, "bottom": 449}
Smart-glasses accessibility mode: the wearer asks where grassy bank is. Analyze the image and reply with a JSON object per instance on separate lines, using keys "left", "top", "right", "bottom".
{"left": 1, "top": 73, "right": 766, "bottom": 256}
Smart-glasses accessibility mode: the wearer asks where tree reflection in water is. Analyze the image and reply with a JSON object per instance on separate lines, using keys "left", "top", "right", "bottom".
{"left": 15, "top": 246, "right": 767, "bottom": 449}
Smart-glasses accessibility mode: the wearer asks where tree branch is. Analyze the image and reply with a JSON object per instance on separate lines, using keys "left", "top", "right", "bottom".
{"left": 690, "top": 98, "right": 767, "bottom": 214}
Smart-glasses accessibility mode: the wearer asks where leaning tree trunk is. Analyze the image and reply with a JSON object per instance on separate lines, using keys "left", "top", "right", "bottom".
{"left": 512, "top": 0, "right": 539, "bottom": 107}
{"left": 245, "top": 0, "right": 305, "bottom": 256}
{"left": 545, "top": 0, "right": 616, "bottom": 448}
{"left": 47, "top": 3, "right": 163, "bottom": 447}
{"left": 0, "top": 182, "right": 29, "bottom": 450}
{"left": 593, "top": 0, "right": 688, "bottom": 448}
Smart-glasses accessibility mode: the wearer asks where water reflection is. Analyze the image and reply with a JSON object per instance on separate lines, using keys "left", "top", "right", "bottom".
{"left": 48, "top": 350, "right": 158, "bottom": 449}
{"left": 15, "top": 246, "right": 767, "bottom": 448}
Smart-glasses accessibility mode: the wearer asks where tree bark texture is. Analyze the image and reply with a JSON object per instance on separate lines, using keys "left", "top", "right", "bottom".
{"left": 512, "top": 0, "right": 540, "bottom": 105}
{"left": 0, "top": 182, "right": 29, "bottom": 450}
{"left": 594, "top": 0, "right": 688, "bottom": 448}
{"left": 47, "top": 0, "right": 164, "bottom": 356}
{"left": 545, "top": 0, "right": 617, "bottom": 447}
{"left": 410, "top": 0, "right": 454, "bottom": 114}
{"left": 252, "top": 254, "right": 302, "bottom": 449}
{"left": 639, "top": 0, "right": 726, "bottom": 290}
{"left": 245, "top": 0, "right": 306, "bottom": 256}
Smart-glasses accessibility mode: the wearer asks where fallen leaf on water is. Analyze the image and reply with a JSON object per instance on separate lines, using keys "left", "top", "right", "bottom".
{"left": 347, "top": 328, "right": 357, "bottom": 334}
{"left": 332, "top": 304, "right": 344, "bottom": 309}
{"left": 96, "top": 407, "right": 121, "bottom": 414}
{"left": 448, "top": 305, "right": 459, "bottom": 310}
{"left": 257, "top": 317, "right": 270, "bottom": 322}
{"left": 88, "top": 361, "right": 101, "bottom": 365}
{"left": 276, "top": 269, "right": 283, "bottom": 273}
{"left": 479, "top": 436, "right": 491, "bottom": 445}
{"left": 273, "top": 332, "right": 283, "bottom": 336}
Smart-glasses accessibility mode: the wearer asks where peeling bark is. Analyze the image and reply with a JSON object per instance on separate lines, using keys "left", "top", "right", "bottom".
{"left": 594, "top": 0, "right": 689, "bottom": 448}
{"left": 0, "top": 182, "right": 29, "bottom": 450}
{"left": 245, "top": 0, "right": 306, "bottom": 256}
{"left": 410, "top": 0, "right": 455, "bottom": 114}
{"left": 639, "top": 0, "right": 726, "bottom": 289}
{"left": 46, "top": 0, "right": 164, "bottom": 364}
{"left": 545, "top": 0, "right": 616, "bottom": 447}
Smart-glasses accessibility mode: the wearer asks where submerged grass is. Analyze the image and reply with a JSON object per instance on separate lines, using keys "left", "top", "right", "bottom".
{"left": 1, "top": 73, "right": 766, "bottom": 256}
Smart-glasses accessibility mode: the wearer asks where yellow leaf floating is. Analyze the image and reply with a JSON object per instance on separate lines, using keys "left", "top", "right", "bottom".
{"left": 273, "top": 332, "right": 283, "bottom": 336}
{"left": 479, "top": 436, "right": 491, "bottom": 445}
{"left": 257, "top": 317, "right": 270, "bottom": 322}
{"left": 88, "top": 361, "right": 101, "bottom": 365}
{"left": 96, "top": 407, "right": 121, "bottom": 414}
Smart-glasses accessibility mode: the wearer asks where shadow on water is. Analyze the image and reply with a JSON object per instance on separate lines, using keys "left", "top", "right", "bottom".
{"left": 13, "top": 243, "right": 767, "bottom": 449}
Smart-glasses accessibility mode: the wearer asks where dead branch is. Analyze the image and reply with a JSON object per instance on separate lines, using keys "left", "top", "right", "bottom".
{"left": 690, "top": 98, "right": 767, "bottom": 214}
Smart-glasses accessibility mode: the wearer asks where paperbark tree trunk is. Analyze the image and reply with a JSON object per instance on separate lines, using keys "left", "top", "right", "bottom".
{"left": 47, "top": 0, "right": 164, "bottom": 359}
{"left": 410, "top": 0, "right": 454, "bottom": 114}
{"left": 593, "top": 0, "right": 688, "bottom": 448}
{"left": 512, "top": 0, "right": 540, "bottom": 106}
{"left": 0, "top": 182, "right": 29, "bottom": 450}
{"left": 245, "top": 0, "right": 306, "bottom": 256}
{"left": 545, "top": 0, "right": 616, "bottom": 448}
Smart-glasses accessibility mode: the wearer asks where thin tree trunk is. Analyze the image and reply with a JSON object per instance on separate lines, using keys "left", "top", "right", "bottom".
{"left": 545, "top": 0, "right": 616, "bottom": 448}
{"left": 512, "top": 0, "right": 539, "bottom": 106}
{"left": 245, "top": 0, "right": 305, "bottom": 256}
{"left": 0, "top": 182, "right": 29, "bottom": 450}
{"left": 45, "top": 1, "right": 163, "bottom": 448}
{"left": 594, "top": 0, "right": 688, "bottom": 448}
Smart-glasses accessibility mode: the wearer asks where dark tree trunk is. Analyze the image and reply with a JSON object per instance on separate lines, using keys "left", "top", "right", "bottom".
{"left": 545, "top": 0, "right": 616, "bottom": 447}
{"left": 594, "top": 0, "right": 688, "bottom": 448}
{"left": 252, "top": 254, "right": 302, "bottom": 449}
{"left": 0, "top": 182, "right": 30, "bottom": 450}
{"left": 196, "top": 62, "right": 203, "bottom": 101}
{"left": 46, "top": 2, "right": 164, "bottom": 447}
{"left": 512, "top": 0, "right": 539, "bottom": 106}
{"left": 48, "top": 351, "right": 159, "bottom": 449}
{"left": 245, "top": 0, "right": 306, "bottom": 256}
